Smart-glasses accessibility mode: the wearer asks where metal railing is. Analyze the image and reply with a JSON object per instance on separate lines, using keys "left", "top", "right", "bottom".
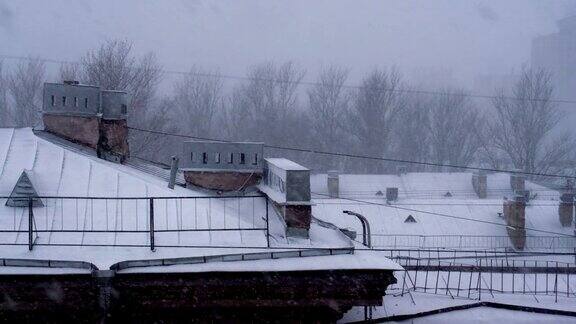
{"left": 0, "top": 195, "right": 270, "bottom": 251}
{"left": 388, "top": 257, "right": 576, "bottom": 302}
{"left": 372, "top": 234, "right": 576, "bottom": 250}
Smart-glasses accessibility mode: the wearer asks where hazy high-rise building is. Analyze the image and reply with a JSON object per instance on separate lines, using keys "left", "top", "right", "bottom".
{"left": 532, "top": 16, "right": 576, "bottom": 100}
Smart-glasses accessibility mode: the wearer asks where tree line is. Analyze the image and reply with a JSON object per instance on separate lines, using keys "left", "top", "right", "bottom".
{"left": 0, "top": 40, "right": 573, "bottom": 180}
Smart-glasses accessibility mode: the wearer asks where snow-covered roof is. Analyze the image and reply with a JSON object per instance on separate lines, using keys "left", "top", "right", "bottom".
{"left": 0, "top": 128, "right": 399, "bottom": 272}
{"left": 311, "top": 173, "right": 572, "bottom": 247}
{"left": 265, "top": 158, "right": 309, "bottom": 171}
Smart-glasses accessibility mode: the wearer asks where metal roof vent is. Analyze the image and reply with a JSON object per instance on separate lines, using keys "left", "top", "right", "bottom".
{"left": 6, "top": 170, "right": 43, "bottom": 207}
{"left": 404, "top": 215, "right": 417, "bottom": 223}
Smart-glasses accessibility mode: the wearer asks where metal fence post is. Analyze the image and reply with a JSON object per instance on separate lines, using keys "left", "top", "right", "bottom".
{"left": 265, "top": 198, "right": 270, "bottom": 248}
{"left": 28, "top": 198, "right": 33, "bottom": 251}
{"left": 149, "top": 198, "right": 155, "bottom": 251}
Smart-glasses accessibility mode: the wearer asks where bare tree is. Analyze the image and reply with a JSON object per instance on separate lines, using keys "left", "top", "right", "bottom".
{"left": 0, "top": 61, "right": 10, "bottom": 127}
{"left": 228, "top": 62, "right": 305, "bottom": 145}
{"left": 58, "top": 62, "right": 80, "bottom": 82}
{"left": 6, "top": 59, "right": 45, "bottom": 127}
{"left": 426, "top": 89, "right": 482, "bottom": 169}
{"left": 76, "top": 40, "right": 165, "bottom": 158}
{"left": 392, "top": 92, "right": 430, "bottom": 171}
{"left": 488, "top": 67, "right": 573, "bottom": 174}
{"left": 347, "top": 68, "right": 407, "bottom": 173}
{"left": 307, "top": 66, "right": 350, "bottom": 170}
{"left": 173, "top": 68, "right": 224, "bottom": 137}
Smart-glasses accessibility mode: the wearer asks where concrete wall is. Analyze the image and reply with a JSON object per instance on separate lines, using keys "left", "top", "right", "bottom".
{"left": 101, "top": 90, "right": 128, "bottom": 120}
{"left": 263, "top": 158, "right": 310, "bottom": 203}
{"left": 285, "top": 171, "right": 311, "bottom": 202}
{"left": 43, "top": 83, "right": 100, "bottom": 116}
{"left": 43, "top": 83, "right": 128, "bottom": 120}
{"left": 181, "top": 141, "right": 264, "bottom": 171}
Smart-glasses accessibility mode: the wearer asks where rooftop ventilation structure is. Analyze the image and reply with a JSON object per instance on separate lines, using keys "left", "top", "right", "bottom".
{"left": 5, "top": 171, "right": 43, "bottom": 207}
{"left": 259, "top": 158, "right": 312, "bottom": 238}
{"left": 472, "top": 171, "right": 487, "bottom": 199}
{"left": 180, "top": 141, "right": 264, "bottom": 191}
{"left": 386, "top": 187, "right": 398, "bottom": 202}
{"left": 327, "top": 171, "right": 339, "bottom": 198}
{"left": 42, "top": 82, "right": 129, "bottom": 163}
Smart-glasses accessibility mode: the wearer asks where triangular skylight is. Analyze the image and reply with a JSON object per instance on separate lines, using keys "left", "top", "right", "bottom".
{"left": 5, "top": 170, "right": 44, "bottom": 207}
{"left": 404, "top": 215, "right": 417, "bottom": 223}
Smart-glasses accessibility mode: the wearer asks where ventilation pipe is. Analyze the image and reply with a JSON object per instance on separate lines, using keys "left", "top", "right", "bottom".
{"left": 558, "top": 180, "right": 574, "bottom": 227}
{"left": 386, "top": 187, "right": 398, "bottom": 202}
{"left": 472, "top": 171, "right": 487, "bottom": 199}
{"left": 327, "top": 170, "right": 339, "bottom": 198}
{"left": 168, "top": 156, "right": 179, "bottom": 189}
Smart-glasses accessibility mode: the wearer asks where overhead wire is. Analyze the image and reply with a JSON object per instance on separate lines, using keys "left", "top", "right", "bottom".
{"left": 2, "top": 53, "right": 576, "bottom": 104}
{"left": 126, "top": 126, "right": 576, "bottom": 180}
{"left": 311, "top": 192, "right": 574, "bottom": 237}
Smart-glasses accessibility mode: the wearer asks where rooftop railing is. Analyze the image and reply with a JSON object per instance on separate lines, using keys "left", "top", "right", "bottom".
{"left": 0, "top": 195, "right": 270, "bottom": 251}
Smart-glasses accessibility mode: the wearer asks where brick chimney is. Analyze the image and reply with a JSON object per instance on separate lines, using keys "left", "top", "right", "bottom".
{"left": 510, "top": 171, "right": 525, "bottom": 192}
{"left": 503, "top": 195, "right": 526, "bottom": 250}
{"left": 42, "top": 82, "right": 129, "bottom": 163}
{"left": 327, "top": 170, "right": 339, "bottom": 198}
{"left": 558, "top": 180, "right": 574, "bottom": 227}
{"left": 472, "top": 171, "right": 487, "bottom": 199}
{"left": 386, "top": 187, "right": 398, "bottom": 202}
{"left": 259, "top": 158, "right": 312, "bottom": 238}
{"left": 180, "top": 141, "right": 263, "bottom": 191}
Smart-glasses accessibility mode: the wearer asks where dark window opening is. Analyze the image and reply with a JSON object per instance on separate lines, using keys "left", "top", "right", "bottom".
{"left": 190, "top": 152, "right": 194, "bottom": 162}
{"left": 84, "top": 98, "right": 89, "bottom": 108}
{"left": 74, "top": 97, "right": 78, "bottom": 107}
{"left": 62, "top": 96, "right": 67, "bottom": 106}
{"left": 202, "top": 152, "right": 208, "bottom": 164}
{"left": 215, "top": 152, "right": 221, "bottom": 164}
{"left": 252, "top": 153, "right": 259, "bottom": 165}
{"left": 228, "top": 153, "right": 234, "bottom": 164}
{"left": 121, "top": 104, "right": 127, "bottom": 114}
{"left": 240, "top": 153, "right": 246, "bottom": 164}
{"left": 50, "top": 95, "right": 55, "bottom": 106}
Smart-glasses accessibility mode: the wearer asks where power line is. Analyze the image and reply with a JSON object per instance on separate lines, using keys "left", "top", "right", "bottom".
{"left": 2, "top": 53, "right": 576, "bottom": 105}
{"left": 312, "top": 192, "right": 574, "bottom": 237}
{"left": 127, "top": 126, "right": 576, "bottom": 180}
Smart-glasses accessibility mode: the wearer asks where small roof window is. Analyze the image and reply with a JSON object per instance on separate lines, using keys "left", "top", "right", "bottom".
{"left": 404, "top": 215, "right": 417, "bottom": 223}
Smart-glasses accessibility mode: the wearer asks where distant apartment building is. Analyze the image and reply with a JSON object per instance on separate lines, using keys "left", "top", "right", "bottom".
{"left": 532, "top": 15, "right": 576, "bottom": 100}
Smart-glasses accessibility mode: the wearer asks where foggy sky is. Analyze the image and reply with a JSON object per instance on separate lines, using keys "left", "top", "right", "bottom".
{"left": 1, "top": 0, "right": 575, "bottom": 90}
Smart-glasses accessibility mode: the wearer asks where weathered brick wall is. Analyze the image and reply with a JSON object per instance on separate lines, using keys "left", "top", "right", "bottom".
{"left": 100, "top": 119, "right": 130, "bottom": 158}
{"left": 43, "top": 114, "right": 130, "bottom": 162}
{"left": 503, "top": 200, "right": 526, "bottom": 250}
{"left": 0, "top": 269, "right": 397, "bottom": 322}
{"left": 184, "top": 171, "right": 262, "bottom": 191}
{"left": 0, "top": 274, "right": 99, "bottom": 322}
{"left": 284, "top": 204, "right": 312, "bottom": 237}
{"left": 111, "top": 269, "right": 396, "bottom": 322}
{"left": 43, "top": 114, "right": 100, "bottom": 149}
